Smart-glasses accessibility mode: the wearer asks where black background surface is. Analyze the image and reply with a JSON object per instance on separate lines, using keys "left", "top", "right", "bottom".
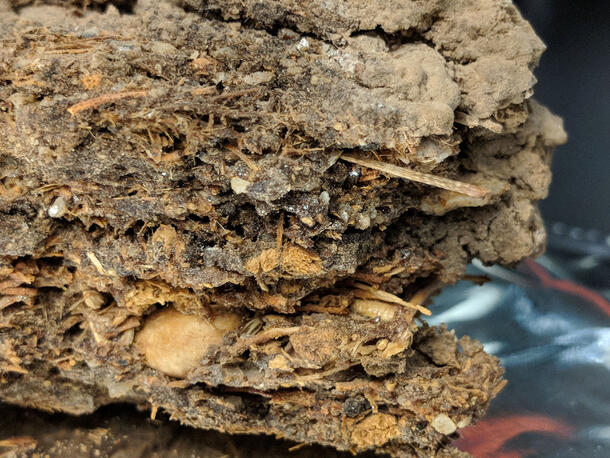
{"left": 516, "top": 0, "right": 610, "bottom": 233}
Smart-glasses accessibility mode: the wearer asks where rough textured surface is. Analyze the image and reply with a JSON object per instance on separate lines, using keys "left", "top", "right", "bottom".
{"left": 0, "top": 263, "right": 503, "bottom": 456}
{"left": 0, "top": 403, "right": 374, "bottom": 458}
{"left": 0, "top": 0, "right": 563, "bottom": 456}
{"left": 0, "top": 404, "right": 473, "bottom": 458}
{"left": 0, "top": 0, "right": 565, "bottom": 313}
{"left": 0, "top": 254, "right": 503, "bottom": 456}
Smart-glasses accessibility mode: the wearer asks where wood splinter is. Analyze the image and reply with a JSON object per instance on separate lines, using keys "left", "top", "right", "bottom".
{"left": 341, "top": 154, "right": 490, "bottom": 198}
{"left": 67, "top": 90, "right": 149, "bottom": 116}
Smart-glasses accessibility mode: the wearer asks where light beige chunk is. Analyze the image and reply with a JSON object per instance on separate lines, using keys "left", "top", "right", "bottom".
{"left": 135, "top": 308, "right": 240, "bottom": 378}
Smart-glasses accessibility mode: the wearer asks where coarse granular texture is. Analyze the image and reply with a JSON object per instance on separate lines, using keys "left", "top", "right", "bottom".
{"left": 0, "top": 0, "right": 563, "bottom": 456}
{"left": 0, "top": 0, "right": 565, "bottom": 312}
{"left": 0, "top": 259, "right": 503, "bottom": 456}
{"left": 0, "top": 403, "right": 474, "bottom": 457}
{"left": 0, "top": 402, "right": 372, "bottom": 458}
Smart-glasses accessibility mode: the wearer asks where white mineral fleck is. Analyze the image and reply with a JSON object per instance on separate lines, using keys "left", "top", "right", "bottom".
{"left": 431, "top": 414, "right": 457, "bottom": 435}
{"left": 48, "top": 197, "right": 67, "bottom": 218}
{"left": 296, "top": 37, "right": 309, "bottom": 51}
{"left": 231, "top": 177, "right": 251, "bottom": 194}
{"left": 319, "top": 191, "right": 330, "bottom": 205}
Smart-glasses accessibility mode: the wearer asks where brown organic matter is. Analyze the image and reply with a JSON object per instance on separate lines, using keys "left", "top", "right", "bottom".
{"left": 0, "top": 0, "right": 564, "bottom": 456}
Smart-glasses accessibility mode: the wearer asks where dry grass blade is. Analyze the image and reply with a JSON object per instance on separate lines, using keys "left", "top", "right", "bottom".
{"left": 0, "top": 364, "right": 29, "bottom": 374}
{"left": 342, "top": 154, "right": 489, "bottom": 198}
{"left": 0, "top": 436, "right": 37, "bottom": 448}
{"left": 295, "top": 362, "right": 358, "bottom": 381}
{"left": 409, "top": 280, "right": 444, "bottom": 306}
{"left": 237, "top": 326, "right": 301, "bottom": 348}
{"left": 68, "top": 90, "right": 149, "bottom": 115}
{"left": 225, "top": 145, "right": 259, "bottom": 171}
{"left": 353, "top": 282, "right": 431, "bottom": 316}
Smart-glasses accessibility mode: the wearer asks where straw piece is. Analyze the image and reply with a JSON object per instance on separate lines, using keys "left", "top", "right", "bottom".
{"left": 342, "top": 154, "right": 489, "bottom": 198}
{"left": 67, "top": 90, "right": 148, "bottom": 115}
{"left": 353, "top": 282, "right": 432, "bottom": 316}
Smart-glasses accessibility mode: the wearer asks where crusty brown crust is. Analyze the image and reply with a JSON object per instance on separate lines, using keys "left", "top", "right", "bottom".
{"left": 0, "top": 262, "right": 503, "bottom": 456}
{"left": 0, "top": 403, "right": 474, "bottom": 458}
{"left": 0, "top": 0, "right": 565, "bottom": 313}
{"left": 0, "top": 0, "right": 563, "bottom": 455}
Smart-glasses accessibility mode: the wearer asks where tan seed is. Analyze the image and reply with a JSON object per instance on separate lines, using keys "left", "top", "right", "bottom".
{"left": 135, "top": 308, "right": 240, "bottom": 378}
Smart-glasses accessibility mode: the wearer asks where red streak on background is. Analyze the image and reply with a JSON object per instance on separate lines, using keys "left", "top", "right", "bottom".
{"left": 523, "top": 258, "right": 610, "bottom": 317}
{"left": 456, "top": 415, "right": 574, "bottom": 458}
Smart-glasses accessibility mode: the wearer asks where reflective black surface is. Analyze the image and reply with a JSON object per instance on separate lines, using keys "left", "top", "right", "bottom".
{"left": 516, "top": 0, "right": 610, "bottom": 233}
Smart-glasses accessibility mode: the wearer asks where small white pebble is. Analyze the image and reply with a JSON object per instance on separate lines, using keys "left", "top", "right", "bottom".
{"left": 230, "top": 177, "right": 251, "bottom": 194}
{"left": 296, "top": 37, "right": 310, "bottom": 51}
{"left": 48, "top": 196, "right": 67, "bottom": 218}
{"left": 319, "top": 191, "right": 330, "bottom": 205}
{"left": 431, "top": 414, "right": 457, "bottom": 435}
{"left": 456, "top": 416, "right": 472, "bottom": 429}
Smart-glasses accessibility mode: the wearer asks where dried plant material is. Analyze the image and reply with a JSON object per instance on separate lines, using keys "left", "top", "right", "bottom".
{"left": 0, "top": 0, "right": 565, "bottom": 455}
{"left": 350, "top": 413, "right": 401, "bottom": 448}
{"left": 0, "top": 403, "right": 476, "bottom": 458}
{"left": 281, "top": 244, "right": 323, "bottom": 277}
{"left": 0, "top": 436, "right": 37, "bottom": 450}
{"left": 0, "top": 268, "right": 503, "bottom": 455}
{"left": 410, "top": 280, "right": 446, "bottom": 307}
{"left": 135, "top": 308, "right": 241, "bottom": 378}
{"left": 67, "top": 90, "right": 149, "bottom": 116}
{"left": 0, "top": 0, "right": 564, "bottom": 308}
{"left": 82, "top": 290, "right": 106, "bottom": 310}
{"left": 226, "top": 144, "right": 259, "bottom": 171}
{"left": 353, "top": 282, "right": 431, "bottom": 316}
{"left": 342, "top": 155, "right": 490, "bottom": 199}
{"left": 119, "top": 279, "right": 203, "bottom": 316}
{"left": 245, "top": 248, "right": 281, "bottom": 275}
{"left": 0, "top": 254, "right": 503, "bottom": 455}
{"left": 246, "top": 244, "right": 322, "bottom": 278}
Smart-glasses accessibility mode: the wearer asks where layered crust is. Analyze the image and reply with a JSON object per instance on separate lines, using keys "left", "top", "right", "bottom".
{"left": 0, "top": 0, "right": 564, "bottom": 455}
{"left": 0, "top": 0, "right": 564, "bottom": 313}
{"left": 0, "top": 257, "right": 503, "bottom": 456}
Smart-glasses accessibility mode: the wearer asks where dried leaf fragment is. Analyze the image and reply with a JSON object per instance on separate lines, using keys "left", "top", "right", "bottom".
{"left": 350, "top": 413, "right": 401, "bottom": 447}
{"left": 281, "top": 244, "right": 323, "bottom": 276}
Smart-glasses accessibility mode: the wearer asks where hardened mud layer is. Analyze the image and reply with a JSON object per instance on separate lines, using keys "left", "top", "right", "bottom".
{"left": 0, "top": 0, "right": 563, "bottom": 455}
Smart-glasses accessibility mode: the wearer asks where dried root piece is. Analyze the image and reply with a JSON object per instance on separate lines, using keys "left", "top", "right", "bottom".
{"left": 67, "top": 90, "right": 149, "bottom": 116}
{"left": 352, "top": 282, "right": 432, "bottom": 316}
{"left": 341, "top": 155, "right": 490, "bottom": 199}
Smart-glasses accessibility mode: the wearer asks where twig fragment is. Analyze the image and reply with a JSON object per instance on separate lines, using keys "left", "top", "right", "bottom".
{"left": 353, "top": 282, "right": 431, "bottom": 316}
{"left": 67, "top": 90, "right": 148, "bottom": 115}
{"left": 342, "top": 154, "right": 489, "bottom": 198}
